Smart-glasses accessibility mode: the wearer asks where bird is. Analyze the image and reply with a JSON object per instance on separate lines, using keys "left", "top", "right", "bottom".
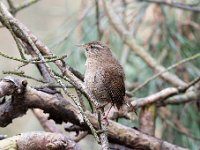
{"left": 79, "top": 41, "right": 125, "bottom": 112}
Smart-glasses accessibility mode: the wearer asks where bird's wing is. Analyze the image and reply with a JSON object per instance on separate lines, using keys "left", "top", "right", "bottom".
{"left": 94, "top": 67, "right": 125, "bottom": 109}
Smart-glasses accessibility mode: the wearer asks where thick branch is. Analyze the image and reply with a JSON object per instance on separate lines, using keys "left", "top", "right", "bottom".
{"left": 163, "top": 88, "right": 200, "bottom": 105}
{"left": 131, "top": 87, "right": 178, "bottom": 108}
{"left": 131, "top": 79, "right": 200, "bottom": 108}
{"left": 32, "top": 109, "right": 62, "bottom": 133}
{"left": 0, "top": 77, "right": 188, "bottom": 150}
{"left": 0, "top": 131, "right": 80, "bottom": 150}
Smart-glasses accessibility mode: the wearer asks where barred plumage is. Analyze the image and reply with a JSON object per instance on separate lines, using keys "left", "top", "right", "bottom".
{"left": 82, "top": 41, "right": 125, "bottom": 110}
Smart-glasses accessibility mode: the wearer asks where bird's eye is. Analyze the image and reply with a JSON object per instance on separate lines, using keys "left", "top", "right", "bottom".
{"left": 90, "top": 45, "right": 102, "bottom": 50}
{"left": 90, "top": 45, "right": 95, "bottom": 49}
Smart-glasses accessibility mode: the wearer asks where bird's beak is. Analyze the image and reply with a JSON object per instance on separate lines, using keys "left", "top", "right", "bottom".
{"left": 76, "top": 44, "right": 87, "bottom": 48}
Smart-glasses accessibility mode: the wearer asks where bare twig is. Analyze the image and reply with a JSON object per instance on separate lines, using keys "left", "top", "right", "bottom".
{"left": 76, "top": 89, "right": 86, "bottom": 111}
{"left": 15, "top": 0, "right": 40, "bottom": 11}
{"left": 50, "top": 4, "right": 92, "bottom": 48}
{"left": 131, "top": 3, "right": 148, "bottom": 36}
{"left": 131, "top": 77, "right": 200, "bottom": 108}
{"left": 53, "top": 71, "right": 94, "bottom": 112}
{"left": 7, "top": 0, "right": 15, "bottom": 12}
{"left": 120, "top": 46, "right": 130, "bottom": 67}
{"left": 0, "top": 3, "right": 26, "bottom": 59}
{"left": 74, "top": 132, "right": 88, "bottom": 142}
{"left": 159, "top": 108, "right": 200, "bottom": 141}
{"left": 95, "top": 0, "right": 102, "bottom": 40}
{"left": 0, "top": 51, "right": 67, "bottom": 64}
{"left": 131, "top": 52, "right": 200, "bottom": 94}
{"left": 3, "top": 70, "right": 47, "bottom": 83}
{"left": 7, "top": 0, "right": 40, "bottom": 15}
{"left": 162, "top": 89, "right": 200, "bottom": 105}
{"left": 137, "top": 0, "right": 200, "bottom": 13}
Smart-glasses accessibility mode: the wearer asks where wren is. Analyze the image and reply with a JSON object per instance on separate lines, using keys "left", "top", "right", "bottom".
{"left": 80, "top": 41, "right": 125, "bottom": 111}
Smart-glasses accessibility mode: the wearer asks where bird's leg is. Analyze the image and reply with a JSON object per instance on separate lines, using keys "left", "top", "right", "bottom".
{"left": 96, "top": 108, "right": 109, "bottom": 139}
{"left": 97, "top": 103, "right": 112, "bottom": 125}
{"left": 103, "top": 104, "right": 113, "bottom": 121}
{"left": 96, "top": 103, "right": 111, "bottom": 127}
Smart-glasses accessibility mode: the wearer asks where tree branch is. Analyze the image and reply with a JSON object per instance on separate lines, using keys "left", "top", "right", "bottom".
{"left": 131, "top": 87, "right": 179, "bottom": 108}
{"left": 7, "top": 0, "right": 40, "bottom": 15}
{"left": 0, "top": 131, "right": 81, "bottom": 150}
{"left": 0, "top": 77, "right": 188, "bottom": 150}
{"left": 131, "top": 53, "right": 200, "bottom": 94}
{"left": 32, "top": 109, "right": 62, "bottom": 133}
{"left": 130, "top": 78, "right": 200, "bottom": 108}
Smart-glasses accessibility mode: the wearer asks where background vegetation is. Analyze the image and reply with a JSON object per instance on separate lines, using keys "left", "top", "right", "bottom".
{"left": 0, "top": 0, "right": 199, "bottom": 149}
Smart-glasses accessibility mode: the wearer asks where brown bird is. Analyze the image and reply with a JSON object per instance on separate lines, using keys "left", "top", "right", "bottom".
{"left": 80, "top": 41, "right": 125, "bottom": 111}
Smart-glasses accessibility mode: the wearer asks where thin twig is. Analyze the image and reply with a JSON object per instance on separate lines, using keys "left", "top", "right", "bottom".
{"left": 132, "top": 3, "right": 148, "bottom": 36}
{"left": 7, "top": 0, "right": 15, "bottom": 11}
{"left": 0, "top": 51, "right": 67, "bottom": 64}
{"left": 74, "top": 132, "right": 88, "bottom": 142}
{"left": 76, "top": 89, "right": 86, "bottom": 111}
{"left": 120, "top": 46, "right": 129, "bottom": 67}
{"left": 159, "top": 110, "right": 200, "bottom": 141}
{"left": 131, "top": 52, "right": 200, "bottom": 94}
{"left": 15, "top": 0, "right": 40, "bottom": 12}
{"left": 138, "top": 0, "right": 200, "bottom": 13}
{"left": 8, "top": 0, "right": 40, "bottom": 15}
{"left": 3, "top": 71, "right": 47, "bottom": 83}
{"left": 54, "top": 71, "right": 94, "bottom": 112}
{"left": 1, "top": 1, "right": 27, "bottom": 59}
{"left": 50, "top": 4, "right": 92, "bottom": 48}
{"left": 95, "top": 0, "right": 102, "bottom": 40}
{"left": 33, "top": 84, "right": 74, "bottom": 89}
{"left": 178, "top": 77, "right": 200, "bottom": 92}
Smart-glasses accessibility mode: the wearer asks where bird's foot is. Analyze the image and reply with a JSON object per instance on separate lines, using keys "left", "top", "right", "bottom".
{"left": 102, "top": 115, "right": 109, "bottom": 125}
{"left": 96, "top": 129, "right": 108, "bottom": 135}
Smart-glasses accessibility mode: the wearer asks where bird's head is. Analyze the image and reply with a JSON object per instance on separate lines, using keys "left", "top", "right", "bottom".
{"left": 77, "top": 41, "right": 112, "bottom": 58}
